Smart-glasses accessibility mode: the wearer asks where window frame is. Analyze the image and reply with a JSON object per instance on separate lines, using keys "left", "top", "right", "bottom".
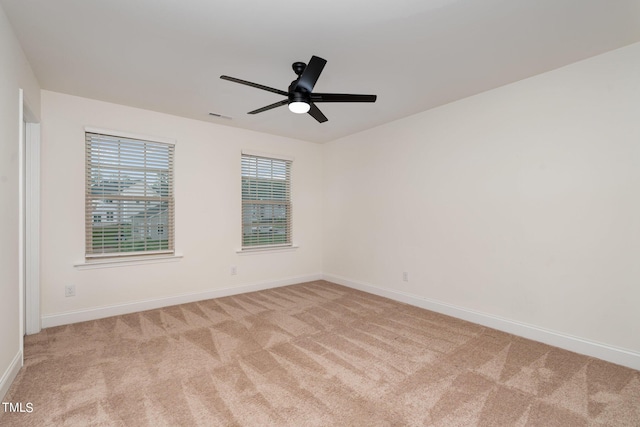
{"left": 241, "top": 150, "right": 293, "bottom": 250}
{"left": 85, "top": 128, "right": 175, "bottom": 259}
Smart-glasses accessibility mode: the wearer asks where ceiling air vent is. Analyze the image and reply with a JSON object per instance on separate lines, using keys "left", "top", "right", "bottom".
{"left": 208, "top": 112, "right": 232, "bottom": 120}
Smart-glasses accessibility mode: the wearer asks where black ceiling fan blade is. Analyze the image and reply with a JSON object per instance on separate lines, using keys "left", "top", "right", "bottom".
{"left": 311, "top": 93, "right": 377, "bottom": 103}
{"left": 220, "top": 75, "right": 288, "bottom": 96}
{"left": 308, "top": 103, "right": 328, "bottom": 123}
{"left": 295, "top": 56, "right": 327, "bottom": 93}
{"left": 248, "top": 99, "right": 289, "bottom": 114}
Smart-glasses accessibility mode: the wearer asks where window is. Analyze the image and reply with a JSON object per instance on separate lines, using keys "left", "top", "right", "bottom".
{"left": 85, "top": 131, "right": 175, "bottom": 258}
{"left": 241, "top": 153, "right": 291, "bottom": 248}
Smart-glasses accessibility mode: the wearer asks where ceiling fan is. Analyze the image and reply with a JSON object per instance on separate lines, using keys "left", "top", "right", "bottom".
{"left": 220, "top": 55, "right": 377, "bottom": 123}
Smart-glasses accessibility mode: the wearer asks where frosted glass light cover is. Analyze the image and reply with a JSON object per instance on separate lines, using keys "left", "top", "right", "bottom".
{"left": 289, "top": 102, "right": 310, "bottom": 114}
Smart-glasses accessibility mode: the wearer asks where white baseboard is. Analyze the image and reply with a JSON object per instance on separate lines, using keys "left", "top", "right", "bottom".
{"left": 0, "top": 351, "right": 23, "bottom": 402}
{"left": 324, "top": 273, "right": 640, "bottom": 371}
{"left": 39, "top": 272, "right": 640, "bottom": 371}
{"left": 41, "top": 273, "right": 323, "bottom": 328}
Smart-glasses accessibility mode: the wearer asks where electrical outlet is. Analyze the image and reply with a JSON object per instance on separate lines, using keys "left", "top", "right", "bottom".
{"left": 402, "top": 272, "right": 409, "bottom": 282}
{"left": 230, "top": 266, "right": 237, "bottom": 275}
{"left": 65, "top": 284, "right": 76, "bottom": 297}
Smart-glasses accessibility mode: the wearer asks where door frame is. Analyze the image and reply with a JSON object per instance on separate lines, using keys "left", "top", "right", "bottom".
{"left": 19, "top": 89, "right": 41, "bottom": 340}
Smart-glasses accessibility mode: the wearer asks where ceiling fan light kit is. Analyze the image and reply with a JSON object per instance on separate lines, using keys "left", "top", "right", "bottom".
{"left": 221, "top": 55, "right": 377, "bottom": 123}
{"left": 289, "top": 101, "right": 310, "bottom": 114}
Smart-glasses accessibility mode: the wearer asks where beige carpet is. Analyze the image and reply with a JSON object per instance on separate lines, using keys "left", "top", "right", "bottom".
{"left": 1, "top": 280, "right": 638, "bottom": 426}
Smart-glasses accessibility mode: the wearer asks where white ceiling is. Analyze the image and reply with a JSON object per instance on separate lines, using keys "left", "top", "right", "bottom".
{"left": 3, "top": 0, "right": 640, "bottom": 143}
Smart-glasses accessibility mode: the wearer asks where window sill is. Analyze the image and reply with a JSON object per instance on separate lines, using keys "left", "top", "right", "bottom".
{"left": 236, "top": 245, "right": 299, "bottom": 255}
{"left": 74, "top": 253, "right": 183, "bottom": 270}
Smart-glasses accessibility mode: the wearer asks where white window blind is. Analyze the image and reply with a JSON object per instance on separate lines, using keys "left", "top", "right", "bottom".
{"left": 241, "top": 153, "right": 291, "bottom": 248}
{"left": 85, "top": 132, "right": 175, "bottom": 258}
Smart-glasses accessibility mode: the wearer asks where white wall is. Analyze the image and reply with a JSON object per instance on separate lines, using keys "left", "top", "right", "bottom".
{"left": 323, "top": 42, "right": 640, "bottom": 364}
{"left": 40, "top": 91, "right": 323, "bottom": 323}
{"left": 0, "top": 4, "right": 41, "bottom": 399}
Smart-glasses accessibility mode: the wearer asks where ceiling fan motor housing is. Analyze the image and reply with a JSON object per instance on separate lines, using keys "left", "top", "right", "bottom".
{"left": 288, "top": 89, "right": 309, "bottom": 103}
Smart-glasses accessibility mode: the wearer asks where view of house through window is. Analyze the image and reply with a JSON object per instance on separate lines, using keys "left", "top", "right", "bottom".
{"left": 85, "top": 132, "right": 175, "bottom": 257}
{"left": 241, "top": 153, "right": 291, "bottom": 248}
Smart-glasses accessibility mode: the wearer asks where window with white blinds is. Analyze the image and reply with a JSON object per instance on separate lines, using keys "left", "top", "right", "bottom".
{"left": 241, "top": 153, "right": 292, "bottom": 248}
{"left": 85, "top": 132, "right": 175, "bottom": 258}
